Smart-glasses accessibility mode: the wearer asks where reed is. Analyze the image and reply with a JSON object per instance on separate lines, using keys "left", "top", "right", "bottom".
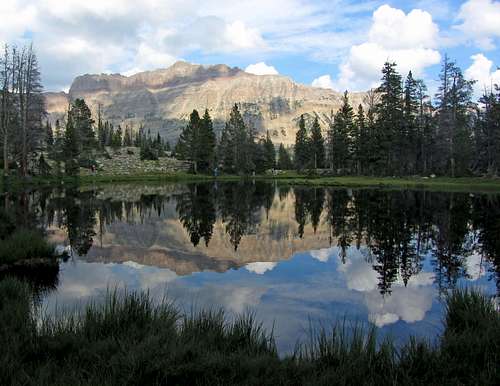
{"left": 1, "top": 278, "right": 498, "bottom": 385}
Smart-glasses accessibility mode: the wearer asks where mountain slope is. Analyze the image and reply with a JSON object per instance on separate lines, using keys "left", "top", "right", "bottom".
{"left": 45, "top": 61, "right": 366, "bottom": 145}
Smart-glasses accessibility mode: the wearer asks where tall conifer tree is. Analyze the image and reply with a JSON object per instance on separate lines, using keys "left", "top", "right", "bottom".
{"left": 294, "top": 114, "right": 309, "bottom": 170}
{"left": 199, "top": 109, "right": 216, "bottom": 172}
{"left": 263, "top": 130, "right": 276, "bottom": 169}
{"left": 310, "top": 117, "right": 325, "bottom": 169}
{"left": 328, "top": 91, "right": 354, "bottom": 173}
{"left": 374, "top": 61, "right": 404, "bottom": 175}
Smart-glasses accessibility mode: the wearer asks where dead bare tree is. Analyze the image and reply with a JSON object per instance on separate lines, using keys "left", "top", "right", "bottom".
{"left": 0, "top": 45, "right": 12, "bottom": 177}
{"left": 0, "top": 44, "right": 44, "bottom": 177}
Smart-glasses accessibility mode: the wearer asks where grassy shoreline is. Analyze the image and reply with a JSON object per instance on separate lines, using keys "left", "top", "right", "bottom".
{"left": 1, "top": 278, "right": 498, "bottom": 385}
{"left": 2, "top": 172, "right": 500, "bottom": 192}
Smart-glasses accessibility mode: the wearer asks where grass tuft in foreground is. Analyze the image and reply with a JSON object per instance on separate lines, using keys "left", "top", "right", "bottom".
{"left": 1, "top": 279, "right": 498, "bottom": 385}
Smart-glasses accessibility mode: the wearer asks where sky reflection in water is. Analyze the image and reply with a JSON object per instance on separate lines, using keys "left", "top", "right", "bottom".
{"left": 35, "top": 182, "right": 497, "bottom": 353}
{"left": 0, "top": 181, "right": 481, "bottom": 354}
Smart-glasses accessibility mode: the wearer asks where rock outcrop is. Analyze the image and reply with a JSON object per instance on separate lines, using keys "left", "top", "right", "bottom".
{"left": 45, "top": 61, "right": 366, "bottom": 145}
{"left": 83, "top": 147, "right": 191, "bottom": 176}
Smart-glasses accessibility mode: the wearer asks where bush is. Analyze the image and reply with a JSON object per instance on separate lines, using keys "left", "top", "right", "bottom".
{"left": 140, "top": 145, "right": 159, "bottom": 161}
{"left": 0, "top": 209, "right": 16, "bottom": 240}
{"left": 0, "top": 229, "right": 55, "bottom": 265}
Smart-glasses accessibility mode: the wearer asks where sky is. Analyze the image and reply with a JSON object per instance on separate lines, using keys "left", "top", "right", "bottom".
{"left": 1, "top": 0, "right": 500, "bottom": 97}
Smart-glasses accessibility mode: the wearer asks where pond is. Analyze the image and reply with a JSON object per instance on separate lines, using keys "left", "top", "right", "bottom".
{"left": 2, "top": 181, "right": 499, "bottom": 353}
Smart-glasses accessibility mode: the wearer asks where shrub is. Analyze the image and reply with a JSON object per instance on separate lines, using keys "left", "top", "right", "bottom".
{"left": 0, "top": 229, "right": 55, "bottom": 264}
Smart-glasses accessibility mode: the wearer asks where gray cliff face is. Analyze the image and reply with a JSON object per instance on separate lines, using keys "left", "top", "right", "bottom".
{"left": 45, "top": 61, "right": 366, "bottom": 145}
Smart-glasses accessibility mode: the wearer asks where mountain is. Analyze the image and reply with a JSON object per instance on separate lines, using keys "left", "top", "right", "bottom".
{"left": 45, "top": 61, "right": 366, "bottom": 145}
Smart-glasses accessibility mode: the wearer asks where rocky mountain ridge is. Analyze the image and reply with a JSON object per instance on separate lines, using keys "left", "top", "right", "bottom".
{"left": 45, "top": 61, "right": 367, "bottom": 145}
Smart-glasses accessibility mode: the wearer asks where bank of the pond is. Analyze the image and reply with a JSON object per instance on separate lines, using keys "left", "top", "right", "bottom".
{"left": 0, "top": 210, "right": 57, "bottom": 266}
{"left": 277, "top": 175, "right": 500, "bottom": 192}
{"left": 0, "top": 278, "right": 498, "bottom": 385}
{"left": 2, "top": 172, "right": 500, "bottom": 192}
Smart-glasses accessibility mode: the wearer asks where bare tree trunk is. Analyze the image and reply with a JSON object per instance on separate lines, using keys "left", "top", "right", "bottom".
{"left": 2, "top": 140, "right": 7, "bottom": 177}
{"left": 18, "top": 48, "right": 28, "bottom": 177}
{"left": 1, "top": 46, "right": 10, "bottom": 177}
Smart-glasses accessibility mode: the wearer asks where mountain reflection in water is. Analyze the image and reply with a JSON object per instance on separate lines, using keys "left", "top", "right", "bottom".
{"left": 2, "top": 182, "right": 498, "bottom": 352}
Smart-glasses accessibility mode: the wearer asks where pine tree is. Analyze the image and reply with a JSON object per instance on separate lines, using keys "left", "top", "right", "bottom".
{"left": 63, "top": 113, "right": 80, "bottom": 176}
{"left": 374, "top": 62, "right": 404, "bottom": 175}
{"left": 123, "top": 126, "right": 133, "bottom": 147}
{"left": 277, "top": 143, "right": 292, "bottom": 170}
{"left": 415, "top": 79, "right": 432, "bottom": 174}
{"left": 365, "top": 93, "right": 377, "bottom": 176}
{"left": 310, "top": 117, "right": 325, "bottom": 169}
{"left": 403, "top": 71, "right": 419, "bottom": 174}
{"left": 476, "top": 87, "right": 500, "bottom": 175}
{"left": 112, "top": 125, "right": 122, "bottom": 148}
{"left": 96, "top": 104, "right": 105, "bottom": 148}
{"left": 69, "top": 98, "right": 95, "bottom": 155}
{"left": 218, "top": 123, "right": 233, "bottom": 171}
{"left": 45, "top": 121, "right": 53, "bottom": 152}
{"left": 134, "top": 124, "right": 144, "bottom": 147}
{"left": 328, "top": 91, "right": 354, "bottom": 173}
{"left": 435, "top": 55, "right": 475, "bottom": 176}
{"left": 353, "top": 104, "right": 368, "bottom": 175}
{"left": 198, "top": 109, "right": 216, "bottom": 172}
{"left": 294, "top": 114, "right": 309, "bottom": 170}
{"left": 219, "top": 104, "right": 254, "bottom": 174}
{"left": 263, "top": 130, "right": 276, "bottom": 170}
{"left": 50, "top": 119, "right": 64, "bottom": 175}
{"left": 253, "top": 138, "right": 268, "bottom": 173}
{"left": 176, "top": 109, "right": 201, "bottom": 173}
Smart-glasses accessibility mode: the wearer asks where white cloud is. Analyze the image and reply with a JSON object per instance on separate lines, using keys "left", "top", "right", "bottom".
{"left": 331, "top": 5, "right": 441, "bottom": 91}
{"left": 456, "top": 0, "right": 500, "bottom": 50}
{"left": 366, "top": 283, "right": 434, "bottom": 327}
{"left": 245, "top": 262, "right": 277, "bottom": 274}
{"left": 0, "top": 0, "right": 378, "bottom": 90}
{"left": 311, "top": 74, "right": 335, "bottom": 89}
{"left": 310, "top": 247, "right": 335, "bottom": 262}
{"left": 0, "top": 1, "right": 38, "bottom": 46}
{"left": 245, "top": 62, "right": 279, "bottom": 75}
{"left": 368, "top": 6, "right": 439, "bottom": 50}
{"left": 336, "top": 247, "right": 378, "bottom": 292}
{"left": 464, "top": 252, "right": 487, "bottom": 280}
{"left": 123, "top": 41, "right": 177, "bottom": 76}
{"left": 225, "top": 21, "right": 265, "bottom": 49}
{"left": 332, "top": 247, "right": 435, "bottom": 327}
{"left": 465, "top": 53, "right": 500, "bottom": 97}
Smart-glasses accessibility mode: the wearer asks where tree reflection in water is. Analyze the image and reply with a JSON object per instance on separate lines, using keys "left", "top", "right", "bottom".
{"left": 2, "top": 182, "right": 500, "bottom": 297}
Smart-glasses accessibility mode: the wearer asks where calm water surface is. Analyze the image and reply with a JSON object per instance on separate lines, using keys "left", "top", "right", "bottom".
{"left": 3, "top": 182, "right": 499, "bottom": 353}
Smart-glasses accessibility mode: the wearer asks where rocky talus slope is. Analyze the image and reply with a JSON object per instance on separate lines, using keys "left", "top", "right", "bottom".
{"left": 80, "top": 147, "right": 191, "bottom": 176}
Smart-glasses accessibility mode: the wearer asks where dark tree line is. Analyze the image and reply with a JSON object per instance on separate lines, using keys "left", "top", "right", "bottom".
{"left": 295, "top": 57, "right": 500, "bottom": 177}
{"left": 176, "top": 105, "right": 285, "bottom": 174}
{"left": 292, "top": 187, "right": 500, "bottom": 295}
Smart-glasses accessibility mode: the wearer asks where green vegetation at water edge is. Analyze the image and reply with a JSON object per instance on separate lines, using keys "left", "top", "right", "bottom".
{"left": 3, "top": 172, "right": 500, "bottom": 193}
{"left": 1, "top": 278, "right": 498, "bottom": 385}
{"left": 0, "top": 210, "right": 56, "bottom": 265}
{"left": 275, "top": 175, "right": 500, "bottom": 191}
{"left": 0, "top": 229, "right": 55, "bottom": 265}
